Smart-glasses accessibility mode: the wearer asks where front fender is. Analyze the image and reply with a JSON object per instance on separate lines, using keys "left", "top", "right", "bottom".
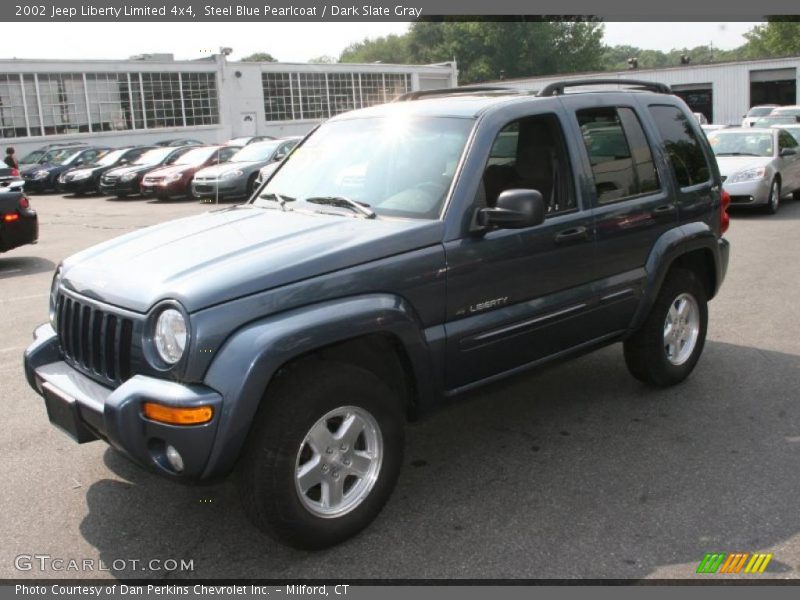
{"left": 200, "top": 293, "right": 436, "bottom": 478}
{"left": 630, "top": 222, "right": 726, "bottom": 332}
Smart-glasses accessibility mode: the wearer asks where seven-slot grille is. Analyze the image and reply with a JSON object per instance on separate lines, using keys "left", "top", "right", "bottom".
{"left": 55, "top": 293, "right": 134, "bottom": 385}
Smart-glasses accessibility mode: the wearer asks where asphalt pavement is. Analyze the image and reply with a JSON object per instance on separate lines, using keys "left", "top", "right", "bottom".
{"left": 1, "top": 193, "right": 799, "bottom": 580}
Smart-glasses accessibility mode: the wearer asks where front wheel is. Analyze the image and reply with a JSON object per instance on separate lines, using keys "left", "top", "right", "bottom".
{"left": 237, "top": 361, "right": 404, "bottom": 549}
{"left": 765, "top": 178, "right": 780, "bottom": 214}
{"left": 624, "top": 268, "right": 708, "bottom": 386}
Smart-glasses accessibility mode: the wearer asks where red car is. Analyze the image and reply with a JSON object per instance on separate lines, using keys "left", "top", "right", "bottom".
{"left": 140, "top": 145, "right": 240, "bottom": 200}
{"left": 0, "top": 178, "right": 38, "bottom": 254}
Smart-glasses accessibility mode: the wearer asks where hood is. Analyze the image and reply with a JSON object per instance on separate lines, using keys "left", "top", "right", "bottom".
{"left": 715, "top": 156, "right": 772, "bottom": 177}
{"left": 144, "top": 165, "right": 192, "bottom": 179}
{"left": 195, "top": 161, "right": 261, "bottom": 179}
{"left": 60, "top": 206, "right": 442, "bottom": 313}
{"left": 106, "top": 163, "right": 162, "bottom": 177}
{"left": 21, "top": 163, "right": 54, "bottom": 175}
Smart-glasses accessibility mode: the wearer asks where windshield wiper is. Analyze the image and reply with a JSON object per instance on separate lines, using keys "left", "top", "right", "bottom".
{"left": 303, "top": 196, "right": 375, "bottom": 219}
{"left": 715, "top": 152, "right": 762, "bottom": 157}
{"left": 258, "top": 191, "right": 294, "bottom": 211}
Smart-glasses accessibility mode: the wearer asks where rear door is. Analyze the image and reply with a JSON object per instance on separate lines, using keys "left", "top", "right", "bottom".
{"left": 559, "top": 95, "right": 681, "bottom": 332}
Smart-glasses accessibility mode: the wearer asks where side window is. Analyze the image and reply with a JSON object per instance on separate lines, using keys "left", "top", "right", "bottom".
{"left": 577, "top": 106, "right": 659, "bottom": 204}
{"left": 481, "top": 114, "right": 576, "bottom": 215}
{"left": 219, "top": 147, "right": 238, "bottom": 162}
{"left": 82, "top": 150, "right": 98, "bottom": 163}
{"left": 648, "top": 105, "right": 711, "bottom": 188}
{"left": 779, "top": 130, "right": 798, "bottom": 149}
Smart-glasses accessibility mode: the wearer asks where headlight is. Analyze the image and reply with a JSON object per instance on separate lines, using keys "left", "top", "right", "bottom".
{"left": 120, "top": 172, "right": 138, "bottom": 181}
{"left": 58, "top": 172, "right": 68, "bottom": 183}
{"left": 49, "top": 265, "right": 63, "bottom": 327}
{"left": 728, "top": 167, "right": 767, "bottom": 183}
{"left": 72, "top": 170, "right": 91, "bottom": 181}
{"left": 165, "top": 172, "right": 184, "bottom": 183}
{"left": 220, "top": 170, "right": 243, "bottom": 180}
{"left": 154, "top": 308, "right": 187, "bottom": 365}
{"left": 34, "top": 170, "right": 49, "bottom": 179}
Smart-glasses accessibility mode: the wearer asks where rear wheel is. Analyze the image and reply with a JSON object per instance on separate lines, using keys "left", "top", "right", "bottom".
{"left": 765, "top": 178, "right": 780, "bottom": 214}
{"left": 237, "top": 360, "right": 404, "bottom": 549}
{"left": 624, "top": 268, "right": 708, "bottom": 386}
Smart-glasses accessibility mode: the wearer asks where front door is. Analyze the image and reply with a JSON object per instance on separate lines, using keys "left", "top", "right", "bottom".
{"left": 443, "top": 111, "right": 598, "bottom": 391}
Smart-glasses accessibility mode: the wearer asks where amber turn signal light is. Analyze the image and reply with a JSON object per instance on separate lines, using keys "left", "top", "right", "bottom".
{"left": 142, "top": 402, "right": 213, "bottom": 425}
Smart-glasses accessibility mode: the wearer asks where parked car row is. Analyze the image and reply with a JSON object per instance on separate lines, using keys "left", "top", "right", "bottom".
{"left": 742, "top": 104, "right": 800, "bottom": 128}
{"left": 14, "top": 136, "right": 300, "bottom": 202}
{"left": 0, "top": 169, "right": 37, "bottom": 254}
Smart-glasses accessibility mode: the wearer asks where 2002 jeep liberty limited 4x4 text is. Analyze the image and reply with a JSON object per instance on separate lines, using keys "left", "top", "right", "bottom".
{"left": 24, "top": 80, "right": 730, "bottom": 549}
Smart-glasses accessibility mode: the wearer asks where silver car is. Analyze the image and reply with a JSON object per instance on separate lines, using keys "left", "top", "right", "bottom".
{"left": 707, "top": 127, "right": 800, "bottom": 214}
{"left": 191, "top": 137, "right": 300, "bottom": 200}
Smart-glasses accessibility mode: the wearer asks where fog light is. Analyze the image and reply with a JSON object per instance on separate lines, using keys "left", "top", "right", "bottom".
{"left": 166, "top": 445, "right": 184, "bottom": 472}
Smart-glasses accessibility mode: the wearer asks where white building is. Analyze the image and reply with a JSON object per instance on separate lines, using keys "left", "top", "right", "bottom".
{"left": 496, "top": 55, "right": 800, "bottom": 126}
{"left": 0, "top": 54, "right": 458, "bottom": 155}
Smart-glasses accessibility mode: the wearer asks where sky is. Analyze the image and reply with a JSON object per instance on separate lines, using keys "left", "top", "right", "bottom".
{"left": 0, "top": 22, "right": 763, "bottom": 63}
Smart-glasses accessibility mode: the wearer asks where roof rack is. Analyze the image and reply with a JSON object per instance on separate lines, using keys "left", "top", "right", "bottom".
{"left": 393, "top": 86, "right": 520, "bottom": 102}
{"left": 537, "top": 79, "right": 672, "bottom": 97}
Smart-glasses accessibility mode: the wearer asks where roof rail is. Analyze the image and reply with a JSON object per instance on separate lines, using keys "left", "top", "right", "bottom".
{"left": 393, "top": 86, "right": 520, "bottom": 102}
{"left": 537, "top": 79, "right": 672, "bottom": 97}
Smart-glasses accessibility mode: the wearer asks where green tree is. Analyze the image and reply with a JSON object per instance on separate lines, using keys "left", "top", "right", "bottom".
{"left": 308, "top": 55, "right": 337, "bottom": 64}
{"left": 340, "top": 20, "right": 605, "bottom": 84}
{"left": 240, "top": 52, "right": 277, "bottom": 62}
{"left": 743, "top": 18, "right": 800, "bottom": 57}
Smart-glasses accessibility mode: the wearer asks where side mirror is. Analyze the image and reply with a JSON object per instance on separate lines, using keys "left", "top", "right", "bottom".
{"left": 477, "top": 189, "right": 546, "bottom": 229}
{"left": 273, "top": 152, "right": 286, "bottom": 162}
{"left": 780, "top": 148, "right": 797, "bottom": 157}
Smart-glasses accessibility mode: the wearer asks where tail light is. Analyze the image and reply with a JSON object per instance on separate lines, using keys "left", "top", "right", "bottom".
{"left": 720, "top": 189, "right": 731, "bottom": 234}
{"left": 3, "top": 213, "right": 19, "bottom": 222}
{"left": 11, "top": 168, "right": 19, "bottom": 177}
{"left": 19, "top": 196, "right": 29, "bottom": 209}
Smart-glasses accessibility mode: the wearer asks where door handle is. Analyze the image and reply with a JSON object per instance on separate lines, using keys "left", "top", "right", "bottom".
{"left": 652, "top": 204, "right": 674, "bottom": 214}
{"left": 554, "top": 225, "right": 589, "bottom": 244}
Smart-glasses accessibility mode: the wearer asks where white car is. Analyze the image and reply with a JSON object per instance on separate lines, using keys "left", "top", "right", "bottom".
{"left": 741, "top": 105, "right": 779, "bottom": 127}
{"left": 707, "top": 127, "right": 800, "bottom": 214}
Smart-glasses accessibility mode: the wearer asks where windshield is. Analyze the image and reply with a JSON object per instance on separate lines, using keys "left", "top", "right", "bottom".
{"left": 753, "top": 116, "right": 797, "bottom": 127}
{"left": 747, "top": 106, "right": 776, "bottom": 117}
{"left": 174, "top": 146, "right": 219, "bottom": 166}
{"left": 230, "top": 141, "right": 280, "bottom": 162}
{"left": 96, "top": 149, "right": 127, "bottom": 166}
{"left": 256, "top": 116, "right": 474, "bottom": 219}
{"left": 20, "top": 150, "right": 44, "bottom": 164}
{"left": 780, "top": 127, "right": 800, "bottom": 143}
{"left": 42, "top": 148, "right": 80, "bottom": 164}
{"left": 707, "top": 132, "right": 774, "bottom": 157}
{"left": 134, "top": 147, "right": 174, "bottom": 165}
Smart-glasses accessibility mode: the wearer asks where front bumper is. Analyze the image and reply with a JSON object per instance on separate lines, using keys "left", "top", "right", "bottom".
{"left": 21, "top": 177, "right": 48, "bottom": 193}
{"left": 24, "top": 323, "right": 222, "bottom": 479}
{"left": 99, "top": 179, "right": 139, "bottom": 196}
{"left": 723, "top": 177, "right": 771, "bottom": 205}
{"left": 191, "top": 179, "right": 246, "bottom": 199}
{"left": 57, "top": 178, "right": 97, "bottom": 194}
{"left": 141, "top": 180, "right": 187, "bottom": 199}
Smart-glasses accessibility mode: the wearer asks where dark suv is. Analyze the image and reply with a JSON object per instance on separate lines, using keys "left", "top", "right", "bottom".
{"left": 24, "top": 80, "right": 730, "bottom": 550}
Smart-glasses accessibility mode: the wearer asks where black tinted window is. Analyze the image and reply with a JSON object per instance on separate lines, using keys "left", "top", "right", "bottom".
{"left": 577, "top": 106, "right": 659, "bottom": 204}
{"left": 648, "top": 105, "right": 710, "bottom": 187}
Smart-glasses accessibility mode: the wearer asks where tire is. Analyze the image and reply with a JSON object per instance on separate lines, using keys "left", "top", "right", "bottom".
{"left": 247, "top": 173, "right": 259, "bottom": 196}
{"left": 765, "top": 178, "right": 780, "bottom": 214}
{"left": 237, "top": 360, "right": 404, "bottom": 549}
{"left": 623, "top": 268, "right": 708, "bottom": 387}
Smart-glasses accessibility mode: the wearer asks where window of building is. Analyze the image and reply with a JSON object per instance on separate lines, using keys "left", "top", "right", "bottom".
{"left": 648, "top": 104, "right": 710, "bottom": 188}
{"left": 0, "top": 70, "right": 218, "bottom": 138}
{"left": 262, "top": 71, "right": 411, "bottom": 122}
{"left": 577, "top": 106, "right": 659, "bottom": 204}
{"left": 0, "top": 74, "right": 29, "bottom": 138}
{"left": 37, "top": 73, "right": 89, "bottom": 135}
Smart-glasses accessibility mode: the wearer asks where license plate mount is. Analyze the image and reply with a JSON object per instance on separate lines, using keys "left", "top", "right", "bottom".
{"left": 42, "top": 381, "right": 97, "bottom": 443}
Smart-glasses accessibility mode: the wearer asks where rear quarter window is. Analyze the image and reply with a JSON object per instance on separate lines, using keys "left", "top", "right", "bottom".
{"left": 648, "top": 105, "right": 711, "bottom": 188}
